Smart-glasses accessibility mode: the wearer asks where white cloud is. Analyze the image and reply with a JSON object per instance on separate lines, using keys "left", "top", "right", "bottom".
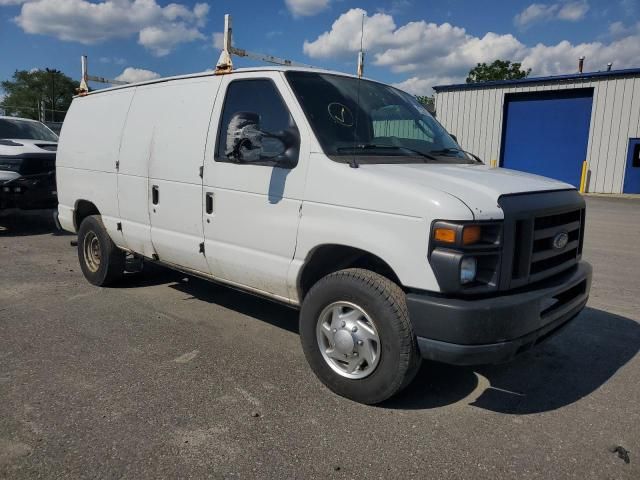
{"left": 139, "top": 23, "right": 205, "bottom": 56}
{"left": 607, "top": 20, "right": 640, "bottom": 38}
{"left": 285, "top": 0, "right": 329, "bottom": 17}
{"left": 515, "top": 4, "right": 557, "bottom": 26}
{"left": 303, "top": 8, "right": 397, "bottom": 58}
{"left": 515, "top": 1, "right": 589, "bottom": 27}
{"left": 521, "top": 35, "right": 640, "bottom": 75}
{"left": 304, "top": 8, "right": 640, "bottom": 94}
{"left": 212, "top": 31, "right": 224, "bottom": 49}
{"left": 557, "top": 1, "right": 590, "bottom": 20}
{"left": 115, "top": 67, "right": 160, "bottom": 83}
{"left": 14, "top": 0, "right": 210, "bottom": 56}
{"left": 0, "top": 0, "right": 27, "bottom": 5}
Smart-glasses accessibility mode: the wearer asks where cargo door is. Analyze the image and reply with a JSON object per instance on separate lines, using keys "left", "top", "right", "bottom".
{"left": 147, "top": 77, "right": 221, "bottom": 273}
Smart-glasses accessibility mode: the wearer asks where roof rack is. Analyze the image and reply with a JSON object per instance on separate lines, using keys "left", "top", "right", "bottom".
{"left": 215, "top": 14, "right": 314, "bottom": 74}
{"left": 77, "top": 55, "right": 129, "bottom": 96}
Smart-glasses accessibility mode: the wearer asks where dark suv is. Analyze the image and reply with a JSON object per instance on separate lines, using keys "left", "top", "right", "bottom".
{"left": 0, "top": 116, "right": 59, "bottom": 211}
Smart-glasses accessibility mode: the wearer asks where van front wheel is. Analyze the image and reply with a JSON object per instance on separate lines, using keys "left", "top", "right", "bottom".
{"left": 300, "top": 268, "right": 421, "bottom": 404}
{"left": 77, "top": 215, "right": 125, "bottom": 286}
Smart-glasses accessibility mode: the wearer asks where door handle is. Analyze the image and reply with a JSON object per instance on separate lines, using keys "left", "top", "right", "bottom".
{"left": 152, "top": 185, "right": 159, "bottom": 205}
{"left": 205, "top": 192, "right": 214, "bottom": 214}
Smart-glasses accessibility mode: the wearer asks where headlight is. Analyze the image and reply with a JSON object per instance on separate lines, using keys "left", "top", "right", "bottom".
{"left": 432, "top": 222, "right": 497, "bottom": 247}
{"left": 429, "top": 220, "right": 502, "bottom": 293}
{"left": 460, "top": 257, "right": 477, "bottom": 284}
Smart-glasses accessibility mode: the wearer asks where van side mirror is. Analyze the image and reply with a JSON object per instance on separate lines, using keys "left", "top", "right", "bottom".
{"left": 225, "top": 111, "right": 299, "bottom": 168}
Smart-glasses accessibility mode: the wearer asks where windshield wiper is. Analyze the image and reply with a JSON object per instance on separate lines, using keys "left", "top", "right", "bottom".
{"left": 336, "top": 144, "right": 437, "bottom": 162}
{"left": 428, "top": 147, "right": 482, "bottom": 163}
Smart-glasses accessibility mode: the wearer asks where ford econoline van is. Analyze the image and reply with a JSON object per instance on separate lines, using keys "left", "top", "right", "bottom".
{"left": 56, "top": 68, "right": 591, "bottom": 404}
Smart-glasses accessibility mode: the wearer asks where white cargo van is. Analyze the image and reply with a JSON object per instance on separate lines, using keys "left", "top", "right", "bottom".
{"left": 57, "top": 67, "right": 591, "bottom": 404}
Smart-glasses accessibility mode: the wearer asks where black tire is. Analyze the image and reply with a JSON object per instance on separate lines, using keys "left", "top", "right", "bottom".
{"left": 300, "top": 268, "right": 421, "bottom": 404}
{"left": 77, "top": 215, "right": 125, "bottom": 286}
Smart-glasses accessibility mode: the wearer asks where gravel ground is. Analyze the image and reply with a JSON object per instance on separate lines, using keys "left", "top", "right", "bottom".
{"left": 0, "top": 196, "right": 639, "bottom": 479}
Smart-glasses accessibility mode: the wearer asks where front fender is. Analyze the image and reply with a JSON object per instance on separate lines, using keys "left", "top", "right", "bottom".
{"left": 291, "top": 202, "right": 436, "bottom": 296}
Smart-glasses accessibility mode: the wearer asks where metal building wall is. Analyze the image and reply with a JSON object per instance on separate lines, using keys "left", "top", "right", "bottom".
{"left": 434, "top": 75, "right": 640, "bottom": 193}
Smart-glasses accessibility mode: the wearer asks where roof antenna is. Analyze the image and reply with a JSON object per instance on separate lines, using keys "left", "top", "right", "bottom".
{"left": 607, "top": 62, "right": 613, "bottom": 72}
{"left": 348, "top": 13, "right": 366, "bottom": 169}
{"left": 578, "top": 56, "right": 585, "bottom": 74}
{"left": 357, "top": 13, "right": 365, "bottom": 78}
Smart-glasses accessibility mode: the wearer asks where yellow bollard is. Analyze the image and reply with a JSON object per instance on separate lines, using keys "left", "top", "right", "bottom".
{"left": 490, "top": 159, "right": 497, "bottom": 168}
{"left": 579, "top": 160, "right": 588, "bottom": 193}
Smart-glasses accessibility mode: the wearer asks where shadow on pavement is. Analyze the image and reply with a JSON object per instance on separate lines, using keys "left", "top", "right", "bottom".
{"left": 116, "top": 262, "right": 187, "bottom": 289}
{"left": 0, "top": 208, "right": 71, "bottom": 237}
{"left": 384, "top": 307, "right": 640, "bottom": 413}
{"left": 169, "top": 276, "right": 300, "bottom": 334}
{"left": 113, "top": 265, "right": 640, "bottom": 414}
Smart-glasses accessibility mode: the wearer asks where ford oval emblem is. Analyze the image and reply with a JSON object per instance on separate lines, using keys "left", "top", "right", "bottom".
{"left": 552, "top": 231, "right": 569, "bottom": 250}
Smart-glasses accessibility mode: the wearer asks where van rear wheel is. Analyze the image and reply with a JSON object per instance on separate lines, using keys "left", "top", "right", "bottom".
{"left": 300, "top": 268, "right": 421, "bottom": 404}
{"left": 77, "top": 215, "right": 125, "bottom": 286}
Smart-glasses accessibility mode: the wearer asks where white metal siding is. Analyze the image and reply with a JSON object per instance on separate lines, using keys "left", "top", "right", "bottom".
{"left": 434, "top": 74, "right": 640, "bottom": 193}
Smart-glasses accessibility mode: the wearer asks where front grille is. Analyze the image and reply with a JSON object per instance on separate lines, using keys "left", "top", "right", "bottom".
{"left": 528, "top": 209, "right": 583, "bottom": 280}
{"left": 498, "top": 190, "right": 586, "bottom": 290}
{"left": 511, "top": 207, "right": 584, "bottom": 284}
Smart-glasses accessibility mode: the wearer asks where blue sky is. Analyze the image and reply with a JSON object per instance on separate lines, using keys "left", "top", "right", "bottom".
{"left": 0, "top": 0, "right": 639, "bottom": 95}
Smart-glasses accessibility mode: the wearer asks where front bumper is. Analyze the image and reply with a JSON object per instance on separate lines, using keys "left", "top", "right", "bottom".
{"left": 0, "top": 187, "right": 57, "bottom": 210}
{"left": 407, "top": 262, "right": 592, "bottom": 365}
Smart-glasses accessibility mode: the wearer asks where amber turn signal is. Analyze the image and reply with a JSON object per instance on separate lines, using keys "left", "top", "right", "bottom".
{"left": 434, "top": 227, "right": 456, "bottom": 243}
{"left": 462, "top": 225, "right": 482, "bottom": 245}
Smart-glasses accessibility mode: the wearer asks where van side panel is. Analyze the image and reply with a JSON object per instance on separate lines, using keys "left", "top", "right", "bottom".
{"left": 117, "top": 86, "right": 157, "bottom": 257}
{"left": 147, "top": 77, "right": 221, "bottom": 273}
{"left": 56, "top": 89, "right": 135, "bottom": 235}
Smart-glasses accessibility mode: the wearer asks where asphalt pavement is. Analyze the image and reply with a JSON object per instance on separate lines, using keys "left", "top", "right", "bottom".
{"left": 1, "top": 196, "right": 639, "bottom": 479}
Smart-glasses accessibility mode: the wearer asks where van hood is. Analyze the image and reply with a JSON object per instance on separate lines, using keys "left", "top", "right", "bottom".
{"left": 360, "top": 162, "right": 573, "bottom": 220}
{"left": 0, "top": 171, "right": 20, "bottom": 183}
{"left": 0, "top": 139, "right": 57, "bottom": 156}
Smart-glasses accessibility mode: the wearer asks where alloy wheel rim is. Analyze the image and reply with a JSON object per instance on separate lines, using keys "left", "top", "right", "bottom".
{"left": 316, "top": 301, "right": 381, "bottom": 379}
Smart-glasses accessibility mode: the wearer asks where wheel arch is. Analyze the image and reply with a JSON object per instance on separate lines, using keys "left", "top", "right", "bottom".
{"left": 74, "top": 199, "right": 101, "bottom": 231}
{"left": 297, "top": 244, "right": 403, "bottom": 301}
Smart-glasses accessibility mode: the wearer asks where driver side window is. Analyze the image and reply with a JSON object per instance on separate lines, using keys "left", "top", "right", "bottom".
{"left": 215, "top": 79, "right": 299, "bottom": 167}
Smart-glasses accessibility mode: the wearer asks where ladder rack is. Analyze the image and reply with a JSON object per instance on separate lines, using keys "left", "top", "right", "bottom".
{"left": 77, "top": 55, "right": 128, "bottom": 95}
{"left": 215, "top": 14, "right": 314, "bottom": 73}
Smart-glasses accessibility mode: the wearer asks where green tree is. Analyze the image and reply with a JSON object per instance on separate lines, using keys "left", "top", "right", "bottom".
{"left": 1, "top": 68, "right": 78, "bottom": 122}
{"left": 415, "top": 95, "right": 435, "bottom": 113}
{"left": 466, "top": 60, "right": 531, "bottom": 83}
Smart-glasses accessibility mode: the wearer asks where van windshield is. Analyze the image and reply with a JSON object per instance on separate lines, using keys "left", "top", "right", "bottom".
{"left": 0, "top": 118, "right": 58, "bottom": 142}
{"left": 285, "top": 71, "right": 475, "bottom": 164}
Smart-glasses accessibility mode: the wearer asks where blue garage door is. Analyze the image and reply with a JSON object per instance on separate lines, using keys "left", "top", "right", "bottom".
{"left": 501, "top": 89, "right": 593, "bottom": 187}
{"left": 622, "top": 139, "right": 640, "bottom": 193}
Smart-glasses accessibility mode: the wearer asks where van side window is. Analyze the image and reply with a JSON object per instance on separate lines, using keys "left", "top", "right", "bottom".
{"left": 216, "top": 79, "right": 299, "bottom": 167}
